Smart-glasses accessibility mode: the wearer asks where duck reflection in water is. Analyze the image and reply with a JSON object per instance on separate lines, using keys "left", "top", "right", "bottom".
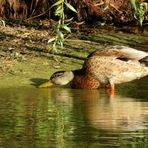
{"left": 46, "top": 88, "right": 148, "bottom": 131}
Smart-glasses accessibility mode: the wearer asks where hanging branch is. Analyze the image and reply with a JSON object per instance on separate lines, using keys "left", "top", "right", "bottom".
{"left": 48, "top": 0, "right": 77, "bottom": 52}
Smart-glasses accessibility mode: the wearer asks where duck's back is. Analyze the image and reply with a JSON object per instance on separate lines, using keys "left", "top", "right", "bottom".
{"left": 89, "top": 46, "right": 148, "bottom": 60}
{"left": 84, "top": 55, "right": 148, "bottom": 84}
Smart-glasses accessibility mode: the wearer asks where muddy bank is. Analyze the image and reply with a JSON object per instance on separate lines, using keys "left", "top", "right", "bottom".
{"left": 0, "top": 25, "right": 148, "bottom": 88}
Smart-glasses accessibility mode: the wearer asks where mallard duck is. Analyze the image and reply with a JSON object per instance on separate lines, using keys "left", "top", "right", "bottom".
{"left": 39, "top": 46, "right": 148, "bottom": 95}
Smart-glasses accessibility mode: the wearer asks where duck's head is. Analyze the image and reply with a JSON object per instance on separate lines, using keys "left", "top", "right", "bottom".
{"left": 38, "top": 71, "right": 74, "bottom": 88}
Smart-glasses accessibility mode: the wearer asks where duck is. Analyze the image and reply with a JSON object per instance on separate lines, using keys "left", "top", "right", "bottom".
{"left": 38, "top": 45, "right": 148, "bottom": 95}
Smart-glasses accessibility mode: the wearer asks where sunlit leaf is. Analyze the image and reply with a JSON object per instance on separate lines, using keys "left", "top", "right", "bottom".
{"left": 59, "top": 31, "right": 64, "bottom": 42}
{"left": 131, "top": 0, "right": 140, "bottom": 11}
{"left": 0, "top": 20, "right": 5, "bottom": 27}
{"left": 53, "top": 42, "right": 57, "bottom": 51}
{"left": 56, "top": 5, "right": 62, "bottom": 12}
{"left": 65, "top": 17, "right": 74, "bottom": 22}
{"left": 55, "top": 6, "right": 63, "bottom": 16}
{"left": 51, "top": 0, "right": 62, "bottom": 8}
{"left": 141, "top": 2, "right": 148, "bottom": 11}
{"left": 64, "top": 2, "right": 77, "bottom": 13}
{"left": 59, "top": 40, "right": 64, "bottom": 48}
{"left": 62, "top": 24, "right": 71, "bottom": 32}
{"left": 48, "top": 37, "right": 56, "bottom": 43}
{"left": 131, "top": 0, "right": 147, "bottom": 26}
{"left": 139, "top": 13, "right": 144, "bottom": 26}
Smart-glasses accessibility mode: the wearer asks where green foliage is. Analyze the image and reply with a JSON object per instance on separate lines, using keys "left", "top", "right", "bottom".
{"left": 131, "top": 0, "right": 148, "bottom": 26}
{"left": 48, "top": 0, "right": 77, "bottom": 52}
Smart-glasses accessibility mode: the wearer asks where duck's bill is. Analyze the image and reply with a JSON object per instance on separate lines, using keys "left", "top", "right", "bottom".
{"left": 38, "top": 81, "right": 53, "bottom": 88}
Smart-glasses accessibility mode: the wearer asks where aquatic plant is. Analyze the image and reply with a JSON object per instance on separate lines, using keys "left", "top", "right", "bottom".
{"left": 48, "top": 0, "right": 77, "bottom": 52}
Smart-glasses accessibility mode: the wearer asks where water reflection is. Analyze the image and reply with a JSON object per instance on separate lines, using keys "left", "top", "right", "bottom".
{"left": 47, "top": 88, "right": 148, "bottom": 147}
{"left": 49, "top": 88, "right": 148, "bottom": 131}
{"left": 0, "top": 85, "right": 147, "bottom": 147}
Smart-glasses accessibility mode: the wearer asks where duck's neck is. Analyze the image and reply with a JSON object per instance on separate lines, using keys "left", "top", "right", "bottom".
{"left": 71, "top": 69, "right": 100, "bottom": 89}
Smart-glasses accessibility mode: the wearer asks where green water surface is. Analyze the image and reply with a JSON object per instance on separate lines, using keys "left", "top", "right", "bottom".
{"left": 0, "top": 77, "right": 147, "bottom": 148}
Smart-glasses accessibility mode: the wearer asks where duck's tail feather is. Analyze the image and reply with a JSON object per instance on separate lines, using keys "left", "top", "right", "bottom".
{"left": 139, "top": 56, "right": 148, "bottom": 66}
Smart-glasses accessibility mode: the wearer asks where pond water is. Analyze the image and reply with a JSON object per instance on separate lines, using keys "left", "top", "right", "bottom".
{"left": 0, "top": 77, "right": 147, "bottom": 148}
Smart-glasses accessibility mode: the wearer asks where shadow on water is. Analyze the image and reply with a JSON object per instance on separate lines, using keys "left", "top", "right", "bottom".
{"left": 0, "top": 77, "right": 147, "bottom": 148}
{"left": 30, "top": 78, "right": 49, "bottom": 87}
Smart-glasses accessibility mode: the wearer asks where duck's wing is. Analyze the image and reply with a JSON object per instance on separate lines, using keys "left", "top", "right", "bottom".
{"left": 89, "top": 46, "right": 148, "bottom": 61}
{"left": 114, "top": 46, "right": 148, "bottom": 60}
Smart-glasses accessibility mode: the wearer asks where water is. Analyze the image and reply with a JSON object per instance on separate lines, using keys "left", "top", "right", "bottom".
{"left": 0, "top": 77, "right": 147, "bottom": 148}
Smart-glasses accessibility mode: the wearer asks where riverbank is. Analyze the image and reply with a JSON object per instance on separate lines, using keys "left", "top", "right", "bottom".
{"left": 0, "top": 25, "right": 148, "bottom": 88}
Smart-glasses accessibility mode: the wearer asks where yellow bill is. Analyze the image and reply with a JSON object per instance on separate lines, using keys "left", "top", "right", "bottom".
{"left": 38, "top": 80, "right": 53, "bottom": 88}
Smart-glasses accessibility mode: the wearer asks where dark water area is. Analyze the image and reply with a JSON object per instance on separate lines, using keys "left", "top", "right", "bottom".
{"left": 0, "top": 77, "right": 147, "bottom": 148}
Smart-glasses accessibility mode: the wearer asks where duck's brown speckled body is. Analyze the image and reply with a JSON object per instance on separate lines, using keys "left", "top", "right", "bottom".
{"left": 39, "top": 46, "right": 148, "bottom": 95}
